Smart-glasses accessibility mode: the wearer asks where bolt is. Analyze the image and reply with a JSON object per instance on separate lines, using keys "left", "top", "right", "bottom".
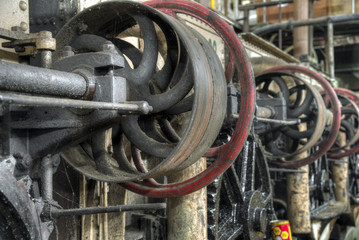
{"left": 52, "top": 154, "right": 61, "bottom": 168}
{"left": 36, "top": 18, "right": 43, "bottom": 25}
{"left": 19, "top": 1, "right": 27, "bottom": 11}
{"left": 14, "top": 153, "right": 32, "bottom": 171}
{"left": 42, "top": 18, "right": 49, "bottom": 25}
{"left": 102, "top": 41, "right": 116, "bottom": 52}
{"left": 20, "top": 21, "right": 28, "bottom": 31}
{"left": 62, "top": 46, "right": 74, "bottom": 57}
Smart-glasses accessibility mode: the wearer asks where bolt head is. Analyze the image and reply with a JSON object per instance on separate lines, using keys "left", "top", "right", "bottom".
{"left": 20, "top": 22, "right": 28, "bottom": 31}
{"left": 102, "top": 41, "right": 115, "bottom": 52}
{"left": 19, "top": 1, "right": 27, "bottom": 11}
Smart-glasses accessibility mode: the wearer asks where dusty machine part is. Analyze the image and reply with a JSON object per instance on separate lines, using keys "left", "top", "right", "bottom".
{"left": 0, "top": 156, "right": 52, "bottom": 239}
{"left": 260, "top": 65, "right": 341, "bottom": 169}
{"left": 287, "top": 164, "right": 311, "bottom": 233}
{"left": 207, "top": 136, "right": 274, "bottom": 240}
{"left": 57, "top": 1, "right": 228, "bottom": 183}
{"left": 167, "top": 158, "right": 207, "bottom": 240}
{"left": 240, "top": 33, "right": 299, "bottom": 64}
{"left": 0, "top": 0, "right": 29, "bottom": 62}
{"left": 331, "top": 132, "right": 350, "bottom": 207}
{"left": 255, "top": 71, "right": 328, "bottom": 161}
{"left": 329, "top": 89, "right": 359, "bottom": 158}
{"left": 120, "top": 0, "right": 256, "bottom": 197}
{"left": 250, "top": 56, "right": 287, "bottom": 76}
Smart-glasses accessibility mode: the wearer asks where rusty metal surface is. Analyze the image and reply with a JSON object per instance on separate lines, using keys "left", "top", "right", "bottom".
{"left": 167, "top": 158, "right": 207, "bottom": 240}
{"left": 55, "top": 1, "right": 227, "bottom": 183}
{"left": 240, "top": 33, "right": 299, "bottom": 64}
{"left": 0, "top": 156, "right": 51, "bottom": 239}
{"left": 261, "top": 65, "right": 341, "bottom": 169}
{"left": 120, "top": 0, "right": 255, "bottom": 197}
{"left": 287, "top": 164, "right": 311, "bottom": 233}
{"left": 331, "top": 133, "right": 350, "bottom": 208}
{"left": 255, "top": 71, "right": 327, "bottom": 161}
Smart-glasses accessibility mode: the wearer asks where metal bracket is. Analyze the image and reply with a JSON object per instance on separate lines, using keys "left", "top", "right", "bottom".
{"left": 2, "top": 30, "right": 56, "bottom": 56}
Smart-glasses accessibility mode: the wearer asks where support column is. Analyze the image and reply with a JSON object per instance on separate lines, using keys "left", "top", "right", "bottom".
{"left": 288, "top": 1, "right": 311, "bottom": 233}
{"left": 293, "top": 0, "right": 309, "bottom": 59}
{"left": 167, "top": 158, "right": 207, "bottom": 240}
{"left": 287, "top": 159, "right": 311, "bottom": 233}
{"left": 331, "top": 132, "right": 349, "bottom": 209}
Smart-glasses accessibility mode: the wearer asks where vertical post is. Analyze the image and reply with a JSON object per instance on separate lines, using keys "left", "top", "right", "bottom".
{"left": 167, "top": 158, "right": 207, "bottom": 240}
{"left": 278, "top": 0, "right": 283, "bottom": 49}
{"left": 287, "top": 159, "right": 311, "bottom": 233}
{"left": 41, "top": 155, "right": 53, "bottom": 201}
{"left": 326, "top": 21, "right": 335, "bottom": 82}
{"left": 293, "top": 0, "right": 309, "bottom": 59}
{"left": 234, "top": 0, "right": 239, "bottom": 20}
{"left": 331, "top": 132, "right": 349, "bottom": 209}
{"left": 288, "top": 2, "right": 311, "bottom": 233}
{"left": 308, "top": 0, "right": 314, "bottom": 59}
{"left": 263, "top": 0, "right": 267, "bottom": 24}
{"left": 243, "top": 9, "right": 250, "bottom": 32}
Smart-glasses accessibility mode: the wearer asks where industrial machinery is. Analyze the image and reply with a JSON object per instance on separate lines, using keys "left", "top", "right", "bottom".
{"left": 0, "top": 0, "right": 359, "bottom": 239}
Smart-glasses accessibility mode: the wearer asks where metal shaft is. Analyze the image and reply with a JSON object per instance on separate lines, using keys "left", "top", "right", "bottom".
{"left": 52, "top": 203, "right": 166, "bottom": 217}
{"left": 326, "top": 21, "right": 335, "bottom": 81}
{"left": 0, "top": 91, "right": 152, "bottom": 114}
{"left": 0, "top": 60, "right": 87, "bottom": 98}
{"left": 41, "top": 155, "right": 53, "bottom": 201}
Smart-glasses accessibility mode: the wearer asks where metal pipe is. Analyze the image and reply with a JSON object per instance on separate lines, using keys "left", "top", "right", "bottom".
{"left": 234, "top": 0, "right": 239, "bottom": 20}
{"left": 326, "top": 21, "right": 335, "bottom": 81}
{"left": 0, "top": 60, "right": 87, "bottom": 98}
{"left": 308, "top": 0, "right": 314, "bottom": 59}
{"left": 41, "top": 155, "right": 53, "bottom": 201}
{"left": 0, "top": 91, "right": 153, "bottom": 114}
{"left": 253, "top": 13, "right": 359, "bottom": 36}
{"left": 353, "top": 0, "right": 355, "bottom": 14}
{"left": 243, "top": 9, "right": 250, "bottom": 32}
{"left": 278, "top": 0, "right": 283, "bottom": 49}
{"left": 255, "top": 117, "right": 300, "bottom": 125}
{"left": 238, "top": 0, "right": 293, "bottom": 10}
{"left": 263, "top": 0, "right": 267, "bottom": 23}
{"left": 52, "top": 203, "right": 166, "bottom": 217}
{"left": 41, "top": 50, "right": 52, "bottom": 69}
{"left": 293, "top": 0, "right": 308, "bottom": 59}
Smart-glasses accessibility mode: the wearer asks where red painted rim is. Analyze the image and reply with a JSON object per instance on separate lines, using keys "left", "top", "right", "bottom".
{"left": 120, "top": 0, "right": 255, "bottom": 197}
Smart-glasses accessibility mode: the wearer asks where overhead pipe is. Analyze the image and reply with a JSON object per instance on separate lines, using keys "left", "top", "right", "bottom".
{"left": 253, "top": 14, "right": 359, "bottom": 36}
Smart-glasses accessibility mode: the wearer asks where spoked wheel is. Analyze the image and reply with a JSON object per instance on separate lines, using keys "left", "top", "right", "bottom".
{"left": 348, "top": 154, "right": 359, "bottom": 203}
{"left": 255, "top": 71, "right": 327, "bottom": 162}
{"left": 329, "top": 89, "right": 359, "bottom": 158}
{"left": 57, "top": 1, "right": 227, "bottom": 182}
{"left": 207, "top": 135, "right": 274, "bottom": 240}
{"left": 259, "top": 65, "right": 341, "bottom": 169}
{"left": 308, "top": 150, "right": 340, "bottom": 219}
{"left": 119, "top": 0, "right": 255, "bottom": 197}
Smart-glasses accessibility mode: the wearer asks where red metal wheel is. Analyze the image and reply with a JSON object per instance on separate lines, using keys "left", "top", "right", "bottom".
{"left": 328, "top": 88, "right": 359, "bottom": 158}
{"left": 260, "top": 65, "right": 341, "bottom": 168}
{"left": 120, "top": 0, "right": 256, "bottom": 197}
